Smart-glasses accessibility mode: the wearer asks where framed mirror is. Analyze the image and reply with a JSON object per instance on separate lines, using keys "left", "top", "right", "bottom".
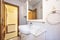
{"left": 27, "top": 0, "right": 43, "bottom": 22}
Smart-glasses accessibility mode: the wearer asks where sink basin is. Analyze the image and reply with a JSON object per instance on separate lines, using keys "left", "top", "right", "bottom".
{"left": 19, "top": 24, "right": 46, "bottom": 36}
{"left": 19, "top": 25, "right": 30, "bottom": 35}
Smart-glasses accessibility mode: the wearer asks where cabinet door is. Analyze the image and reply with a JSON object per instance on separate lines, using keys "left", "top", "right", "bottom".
{"left": 0, "top": 0, "right": 5, "bottom": 40}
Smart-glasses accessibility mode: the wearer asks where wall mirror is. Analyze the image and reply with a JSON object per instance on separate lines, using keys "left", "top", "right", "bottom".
{"left": 27, "top": 0, "right": 43, "bottom": 21}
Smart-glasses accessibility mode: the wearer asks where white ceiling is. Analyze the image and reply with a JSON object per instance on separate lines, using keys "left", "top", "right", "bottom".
{"left": 29, "top": 0, "right": 41, "bottom": 6}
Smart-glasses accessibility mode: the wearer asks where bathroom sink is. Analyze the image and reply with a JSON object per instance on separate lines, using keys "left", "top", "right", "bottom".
{"left": 19, "top": 24, "right": 46, "bottom": 36}
{"left": 19, "top": 25, "right": 30, "bottom": 35}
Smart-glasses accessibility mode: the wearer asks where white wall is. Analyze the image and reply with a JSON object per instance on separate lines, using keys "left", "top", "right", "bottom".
{"left": 4, "top": 0, "right": 27, "bottom": 25}
{"left": 29, "top": 0, "right": 60, "bottom": 40}
{"left": 28, "top": 5, "right": 33, "bottom": 9}
{"left": 43, "top": 0, "right": 60, "bottom": 40}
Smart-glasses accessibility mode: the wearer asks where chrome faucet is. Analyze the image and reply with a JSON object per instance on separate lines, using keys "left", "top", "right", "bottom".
{"left": 29, "top": 22, "right": 32, "bottom": 26}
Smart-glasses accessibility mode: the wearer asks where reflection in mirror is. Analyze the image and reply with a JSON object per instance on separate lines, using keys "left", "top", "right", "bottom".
{"left": 28, "top": 0, "right": 42, "bottom": 20}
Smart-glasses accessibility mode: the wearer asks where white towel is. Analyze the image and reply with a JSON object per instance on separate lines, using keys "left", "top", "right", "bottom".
{"left": 30, "top": 25, "right": 46, "bottom": 36}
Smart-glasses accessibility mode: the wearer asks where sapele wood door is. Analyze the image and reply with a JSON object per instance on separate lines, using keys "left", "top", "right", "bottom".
{"left": 32, "top": 9, "right": 37, "bottom": 19}
{"left": 28, "top": 9, "right": 37, "bottom": 20}
{"left": 4, "top": 2, "right": 19, "bottom": 40}
{"left": 0, "top": 0, "right": 5, "bottom": 40}
{"left": 28, "top": 11, "right": 33, "bottom": 20}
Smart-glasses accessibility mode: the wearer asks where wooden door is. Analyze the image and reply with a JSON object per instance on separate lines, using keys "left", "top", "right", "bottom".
{"left": 28, "top": 10, "right": 33, "bottom": 20}
{"left": 32, "top": 9, "right": 37, "bottom": 19}
{"left": 28, "top": 9, "right": 37, "bottom": 20}
{"left": 5, "top": 2, "right": 19, "bottom": 40}
{"left": 0, "top": 0, "right": 5, "bottom": 40}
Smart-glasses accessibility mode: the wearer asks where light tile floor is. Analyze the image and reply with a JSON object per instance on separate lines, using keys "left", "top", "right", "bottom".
{"left": 7, "top": 37, "right": 21, "bottom": 40}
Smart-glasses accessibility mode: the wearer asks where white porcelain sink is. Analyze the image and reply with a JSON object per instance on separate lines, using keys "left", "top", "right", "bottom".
{"left": 19, "top": 24, "right": 46, "bottom": 36}
{"left": 19, "top": 25, "right": 30, "bottom": 35}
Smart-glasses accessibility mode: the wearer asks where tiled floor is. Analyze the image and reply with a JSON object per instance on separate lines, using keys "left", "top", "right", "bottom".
{"left": 8, "top": 37, "right": 21, "bottom": 40}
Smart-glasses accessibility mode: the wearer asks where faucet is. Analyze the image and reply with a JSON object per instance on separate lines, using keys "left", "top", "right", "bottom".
{"left": 29, "top": 22, "right": 32, "bottom": 26}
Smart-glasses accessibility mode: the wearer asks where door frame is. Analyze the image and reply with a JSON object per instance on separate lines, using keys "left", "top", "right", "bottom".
{"left": 4, "top": 2, "right": 19, "bottom": 36}
{"left": 0, "top": 0, "right": 5, "bottom": 40}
